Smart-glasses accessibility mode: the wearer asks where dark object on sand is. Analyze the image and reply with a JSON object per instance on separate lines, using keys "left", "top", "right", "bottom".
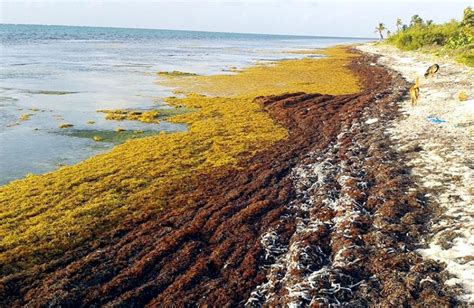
{"left": 424, "top": 64, "right": 440, "bottom": 78}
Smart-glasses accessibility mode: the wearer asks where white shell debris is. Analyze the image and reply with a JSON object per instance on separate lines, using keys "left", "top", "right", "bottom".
{"left": 365, "top": 118, "right": 378, "bottom": 124}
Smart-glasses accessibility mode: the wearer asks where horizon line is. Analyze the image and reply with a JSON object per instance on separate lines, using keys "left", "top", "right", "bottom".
{"left": 0, "top": 22, "right": 377, "bottom": 40}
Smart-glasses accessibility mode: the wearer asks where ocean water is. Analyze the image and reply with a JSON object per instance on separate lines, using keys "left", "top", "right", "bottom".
{"left": 0, "top": 24, "right": 370, "bottom": 185}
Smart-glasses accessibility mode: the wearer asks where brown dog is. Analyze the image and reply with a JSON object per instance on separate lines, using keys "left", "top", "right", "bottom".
{"left": 409, "top": 77, "right": 420, "bottom": 106}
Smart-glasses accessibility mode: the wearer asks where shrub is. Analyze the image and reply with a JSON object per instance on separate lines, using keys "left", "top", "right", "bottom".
{"left": 386, "top": 8, "right": 474, "bottom": 66}
{"left": 386, "top": 21, "right": 460, "bottom": 50}
{"left": 446, "top": 28, "right": 474, "bottom": 49}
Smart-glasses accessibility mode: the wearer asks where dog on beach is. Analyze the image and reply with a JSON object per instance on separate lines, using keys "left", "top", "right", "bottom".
{"left": 409, "top": 77, "right": 420, "bottom": 107}
{"left": 424, "top": 64, "right": 440, "bottom": 78}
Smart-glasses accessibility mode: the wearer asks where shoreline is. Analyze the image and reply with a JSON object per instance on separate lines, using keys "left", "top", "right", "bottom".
{"left": 3, "top": 26, "right": 365, "bottom": 186}
{"left": 0, "top": 44, "right": 471, "bottom": 305}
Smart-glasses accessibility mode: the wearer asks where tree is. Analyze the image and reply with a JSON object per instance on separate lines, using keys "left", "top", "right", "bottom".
{"left": 375, "top": 23, "right": 386, "bottom": 39}
{"left": 426, "top": 19, "right": 434, "bottom": 26}
{"left": 410, "top": 15, "right": 424, "bottom": 27}
{"left": 461, "top": 6, "right": 474, "bottom": 27}
{"left": 396, "top": 18, "right": 403, "bottom": 31}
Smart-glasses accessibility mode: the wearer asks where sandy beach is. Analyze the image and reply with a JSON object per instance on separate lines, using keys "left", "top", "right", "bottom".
{"left": 359, "top": 43, "right": 474, "bottom": 304}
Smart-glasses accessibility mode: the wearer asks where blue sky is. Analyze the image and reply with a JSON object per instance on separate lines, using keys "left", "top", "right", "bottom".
{"left": 0, "top": 0, "right": 471, "bottom": 37}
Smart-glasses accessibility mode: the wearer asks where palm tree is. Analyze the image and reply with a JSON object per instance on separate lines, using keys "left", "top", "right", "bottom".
{"left": 396, "top": 18, "right": 403, "bottom": 31}
{"left": 375, "top": 23, "right": 386, "bottom": 39}
{"left": 410, "top": 15, "right": 424, "bottom": 27}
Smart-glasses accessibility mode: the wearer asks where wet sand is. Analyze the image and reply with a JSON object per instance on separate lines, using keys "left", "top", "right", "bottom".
{"left": 1, "top": 49, "right": 462, "bottom": 306}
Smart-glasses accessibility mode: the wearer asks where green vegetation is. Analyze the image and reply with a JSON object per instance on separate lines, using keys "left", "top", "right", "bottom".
{"left": 375, "top": 23, "right": 387, "bottom": 39}
{"left": 384, "top": 7, "right": 474, "bottom": 66}
{"left": 60, "top": 129, "right": 160, "bottom": 144}
{"left": 98, "top": 109, "right": 161, "bottom": 123}
{"left": 150, "top": 107, "right": 196, "bottom": 118}
{"left": 157, "top": 70, "right": 198, "bottom": 77}
{"left": 98, "top": 107, "right": 195, "bottom": 124}
{"left": 396, "top": 18, "right": 402, "bottom": 32}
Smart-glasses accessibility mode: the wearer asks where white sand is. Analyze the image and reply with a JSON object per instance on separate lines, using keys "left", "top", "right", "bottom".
{"left": 358, "top": 43, "right": 474, "bottom": 303}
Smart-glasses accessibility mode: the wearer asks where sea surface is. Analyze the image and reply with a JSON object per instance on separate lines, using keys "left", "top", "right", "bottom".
{"left": 0, "top": 24, "right": 370, "bottom": 185}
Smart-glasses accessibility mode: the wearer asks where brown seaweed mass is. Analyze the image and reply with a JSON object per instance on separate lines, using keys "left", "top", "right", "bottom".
{"left": 0, "top": 51, "right": 457, "bottom": 307}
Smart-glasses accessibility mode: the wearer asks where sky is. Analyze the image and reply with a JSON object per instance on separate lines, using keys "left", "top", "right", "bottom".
{"left": 0, "top": 0, "right": 472, "bottom": 38}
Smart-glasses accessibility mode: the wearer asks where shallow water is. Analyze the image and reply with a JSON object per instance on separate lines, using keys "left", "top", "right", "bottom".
{"left": 0, "top": 24, "right": 370, "bottom": 185}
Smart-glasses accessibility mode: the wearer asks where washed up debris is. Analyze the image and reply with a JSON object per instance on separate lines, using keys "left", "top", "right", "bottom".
{"left": 458, "top": 92, "right": 468, "bottom": 102}
{"left": 86, "top": 120, "right": 95, "bottom": 124}
{"left": 427, "top": 115, "right": 447, "bottom": 124}
{"left": 365, "top": 118, "right": 378, "bottom": 124}
{"left": 92, "top": 135, "right": 103, "bottom": 142}
{"left": 59, "top": 123, "right": 74, "bottom": 129}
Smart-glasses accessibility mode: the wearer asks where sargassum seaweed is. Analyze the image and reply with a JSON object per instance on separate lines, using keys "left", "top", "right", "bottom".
{"left": 0, "top": 47, "right": 359, "bottom": 275}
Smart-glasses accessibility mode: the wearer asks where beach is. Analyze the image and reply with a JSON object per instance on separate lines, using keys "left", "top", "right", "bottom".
{"left": 359, "top": 43, "right": 474, "bottom": 303}
{"left": 0, "top": 39, "right": 472, "bottom": 306}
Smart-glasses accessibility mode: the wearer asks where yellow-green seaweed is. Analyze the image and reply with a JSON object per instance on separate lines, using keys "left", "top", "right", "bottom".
{"left": 158, "top": 47, "right": 359, "bottom": 98}
{"left": 98, "top": 109, "right": 161, "bottom": 124}
{"left": 19, "top": 114, "right": 34, "bottom": 121}
{"left": 157, "top": 70, "right": 198, "bottom": 77}
{"left": 0, "top": 47, "right": 359, "bottom": 275}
